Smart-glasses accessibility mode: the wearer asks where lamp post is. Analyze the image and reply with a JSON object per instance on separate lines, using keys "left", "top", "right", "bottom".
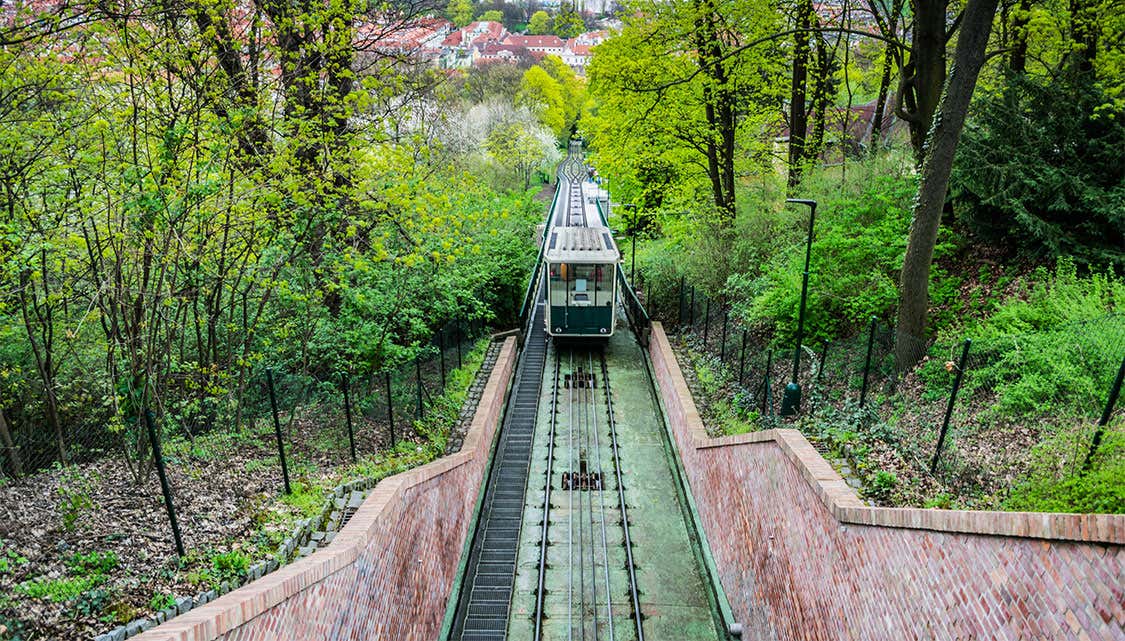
{"left": 780, "top": 198, "right": 817, "bottom": 417}
{"left": 624, "top": 203, "right": 638, "bottom": 283}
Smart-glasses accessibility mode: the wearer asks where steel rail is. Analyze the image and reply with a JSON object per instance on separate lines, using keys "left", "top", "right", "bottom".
{"left": 534, "top": 348, "right": 562, "bottom": 641}
{"left": 582, "top": 356, "right": 599, "bottom": 641}
{"left": 568, "top": 349, "right": 576, "bottom": 641}
{"left": 600, "top": 353, "right": 645, "bottom": 641}
{"left": 589, "top": 350, "right": 616, "bottom": 641}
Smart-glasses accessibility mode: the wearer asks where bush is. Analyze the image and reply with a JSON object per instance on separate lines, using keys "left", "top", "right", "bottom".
{"left": 952, "top": 71, "right": 1124, "bottom": 268}
{"left": 1003, "top": 427, "right": 1125, "bottom": 514}
{"left": 957, "top": 259, "right": 1122, "bottom": 418}
{"left": 727, "top": 168, "right": 921, "bottom": 340}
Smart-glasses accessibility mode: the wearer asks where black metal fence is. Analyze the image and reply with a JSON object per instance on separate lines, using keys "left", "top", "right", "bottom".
{"left": 0, "top": 317, "right": 491, "bottom": 483}
{"left": 639, "top": 276, "right": 1125, "bottom": 480}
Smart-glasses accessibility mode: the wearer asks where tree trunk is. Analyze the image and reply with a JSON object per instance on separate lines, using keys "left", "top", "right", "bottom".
{"left": 1009, "top": 0, "right": 1031, "bottom": 72}
{"left": 871, "top": 43, "right": 894, "bottom": 151}
{"left": 898, "top": 0, "right": 949, "bottom": 163}
{"left": 0, "top": 407, "right": 22, "bottom": 477}
{"left": 787, "top": 0, "right": 813, "bottom": 187}
{"left": 895, "top": 0, "right": 1000, "bottom": 370}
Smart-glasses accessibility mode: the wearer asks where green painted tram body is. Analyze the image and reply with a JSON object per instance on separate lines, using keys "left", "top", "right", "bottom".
{"left": 542, "top": 176, "right": 621, "bottom": 340}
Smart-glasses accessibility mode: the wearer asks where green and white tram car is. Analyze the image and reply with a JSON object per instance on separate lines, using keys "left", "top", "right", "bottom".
{"left": 543, "top": 226, "right": 620, "bottom": 339}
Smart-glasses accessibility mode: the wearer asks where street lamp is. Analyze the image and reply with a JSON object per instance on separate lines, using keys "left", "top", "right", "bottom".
{"left": 624, "top": 203, "right": 638, "bottom": 283}
{"left": 780, "top": 198, "right": 817, "bottom": 417}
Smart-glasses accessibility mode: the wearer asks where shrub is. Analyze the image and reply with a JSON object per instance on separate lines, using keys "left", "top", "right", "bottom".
{"left": 16, "top": 576, "right": 101, "bottom": 603}
{"left": 1003, "top": 427, "right": 1125, "bottom": 514}
{"left": 957, "top": 259, "right": 1122, "bottom": 418}
{"left": 210, "top": 550, "right": 250, "bottom": 586}
{"left": 952, "top": 71, "right": 1124, "bottom": 268}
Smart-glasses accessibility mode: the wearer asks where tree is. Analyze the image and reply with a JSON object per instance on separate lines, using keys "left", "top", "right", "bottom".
{"left": 480, "top": 9, "right": 505, "bottom": 22}
{"left": 486, "top": 121, "right": 556, "bottom": 189}
{"left": 895, "top": 0, "right": 1001, "bottom": 368}
{"left": 447, "top": 0, "right": 474, "bottom": 27}
{"left": 528, "top": 10, "right": 551, "bottom": 34}
{"left": 517, "top": 65, "right": 568, "bottom": 139}
{"left": 585, "top": 0, "right": 783, "bottom": 226}
{"left": 553, "top": 2, "right": 585, "bottom": 38}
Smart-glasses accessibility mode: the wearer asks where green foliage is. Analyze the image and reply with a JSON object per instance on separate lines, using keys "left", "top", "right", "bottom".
{"left": 528, "top": 10, "right": 551, "bottom": 34}
{"left": 66, "top": 551, "right": 119, "bottom": 576}
{"left": 69, "top": 588, "right": 113, "bottom": 621}
{"left": 0, "top": 542, "right": 28, "bottom": 575}
{"left": 210, "top": 550, "right": 250, "bottom": 586}
{"left": 16, "top": 576, "right": 101, "bottom": 603}
{"left": 958, "top": 259, "right": 1122, "bottom": 417}
{"left": 148, "top": 592, "right": 176, "bottom": 612}
{"left": 952, "top": 71, "right": 1124, "bottom": 267}
{"left": 552, "top": 2, "right": 584, "bottom": 38}
{"left": 55, "top": 466, "right": 97, "bottom": 533}
{"left": 726, "top": 168, "right": 919, "bottom": 339}
{"left": 478, "top": 9, "right": 504, "bottom": 22}
{"left": 867, "top": 470, "right": 899, "bottom": 499}
{"left": 446, "top": 0, "right": 474, "bottom": 26}
{"left": 1003, "top": 427, "right": 1125, "bottom": 514}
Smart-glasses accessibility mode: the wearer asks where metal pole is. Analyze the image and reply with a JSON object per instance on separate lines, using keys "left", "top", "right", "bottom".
{"left": 703, "top": 299, "right": 710, "bottom": 348}
{"left": 678, "top": 276, "right": 685, "bottom": 326}
{"left": 720, "top": 309, "right": 729, "bottom": 362}
{"left": 342, "top": 373, "right": 356, "bottom": 462}
{"left": 816, "top": 340, "right": 829, "bottom": 385}
{"left": 763, "top": 349, "right": 773, "bottom": 416}
{"left": 630, "top": 216, "right": 637, "bottom": 284}
{"left": 931, "top": 339, "right": 972, "bottom": 473}
{"left": 859, "top": 316, "right": 877, "bottom": 408}
{"left": 144, "top": 409, "right": 185, "bottom": 557}
{"left": 739, "top": 330, "right": 747, "bottom": 385}
{"left": 1084, "top": 356, "right": 1125, "bottom": 470}
{"left": 457, "top": 321, "right": 463, "bottom": 369}
{"left": 263, "top": 368, "right": 290, "bottom": 494}
{"left": 439, "top": 327, "right": 446, "bottom": 389}
{"left": 416, "top": 356, "right": 424, "bottom": 419}
{"left": 385, "top": 370, "right": 395, "bottom": 447}
{"left": 781, "top": 199, "right": 817, "bottom": 417}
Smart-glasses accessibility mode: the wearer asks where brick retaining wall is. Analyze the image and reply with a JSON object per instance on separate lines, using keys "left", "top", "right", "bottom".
{"left": 134, "top": 337, "right": 518, "bottom": 641}
{"left": 649, "top": 322, "right": 1124, "bottom": 641}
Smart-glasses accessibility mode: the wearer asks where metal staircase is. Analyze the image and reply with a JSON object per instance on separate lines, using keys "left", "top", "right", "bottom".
{"left": 452, "top": 298, "right": 548, "bottom": 641}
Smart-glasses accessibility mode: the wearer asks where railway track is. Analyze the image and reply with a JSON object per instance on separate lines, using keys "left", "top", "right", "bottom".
{"left": 533, "top": 346, "right": 644, "bottom": 641}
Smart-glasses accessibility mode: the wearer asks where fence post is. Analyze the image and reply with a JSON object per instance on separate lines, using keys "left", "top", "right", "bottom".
{"left": 816, "top": 340, "right": 829, "bottom": 385}
{"left": 1084, "top": 356, "right": 1125, "bottom": 470}
{"left": 703, "top": 300, "right": 711, "bottom": 348}
{"left": 384, "top": 370, "right": 396, "bottom": 448}
{"left": 931, "top": 339, "right": 972, "bottom": 473}
{"left": 144, "top": 409, "right": 185, "bottom": 557}
{"left": 416, "top": 355, "right": 424, "bottom": 419}
{"left": 439, "top": 327, "right": 447, "bottom": 388}
{"left": 720, "top": 310, "right": 729, "bottom": 363}
{"left": 859, "top": 316, "right": 877, "bottom": 408}
{"left": 266, "top": 369, "right": 292, "bottom": 495}
{"left": 342, "top": 373, "right": 356, "bottom": 462}
{"left": 678, "top": 276, "right": 685, "bottom": 326}
{"left": 739, "top": 330, "right": 747, "bottom": 385}
{"left": 762, "top": 349, "right": 773, "bottom": 416}
{"left": 689, "top": 287, "right": 696, "bottom": 327}
{"left": 457, "top": 321, "right": 463, "bottom": 369}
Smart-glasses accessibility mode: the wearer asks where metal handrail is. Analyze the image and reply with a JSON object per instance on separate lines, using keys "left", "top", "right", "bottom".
{"left": 617, "top": 266, "right": 651, "bottom": 347}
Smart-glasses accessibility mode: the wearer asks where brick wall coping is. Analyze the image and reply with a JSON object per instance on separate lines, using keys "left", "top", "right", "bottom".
{"left": 133, "top": 337, "right": 519, "bottom": 641}
{"left": 650, "top": 321, "right": 1124, "bottom": 546}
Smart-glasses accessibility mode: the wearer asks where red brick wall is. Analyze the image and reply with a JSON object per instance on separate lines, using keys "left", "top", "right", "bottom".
{"left": 134, "top": 337, "right": 517, "bottom": 641}
{"left": 648, "top": 322, "right": 1124, "bottom": 641}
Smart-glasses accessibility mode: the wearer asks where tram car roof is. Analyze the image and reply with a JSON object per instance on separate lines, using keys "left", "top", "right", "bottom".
{"left": 544, "top": 225, "right": 620, "bottom": 264}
